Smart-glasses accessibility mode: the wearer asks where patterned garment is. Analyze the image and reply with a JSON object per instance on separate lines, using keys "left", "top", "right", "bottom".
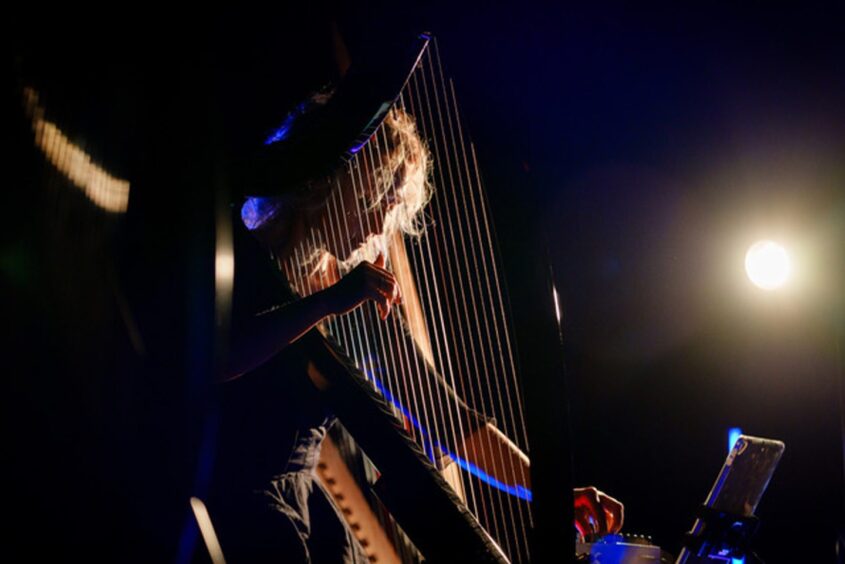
{"left": 211, "top": 427, "right": 368, "bottom": 563}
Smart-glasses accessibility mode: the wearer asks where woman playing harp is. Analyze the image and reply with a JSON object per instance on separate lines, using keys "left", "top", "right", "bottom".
{"left": 214, "top": 97, "right": 622, "bottom": 561}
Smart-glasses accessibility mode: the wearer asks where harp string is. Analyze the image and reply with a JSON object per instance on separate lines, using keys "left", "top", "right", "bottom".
{"left": 349, "top": 148, "right": 421, "bottom": 450}
{"left": 317, "top": 181, "right": 420, "bottom": 559}
{"left": 330, "top": 180, "right": 419, "bottom": 557}
{"left": 320, "top": 199, "right": 365, "bottom": 400}
{"left": 323, "top": 176, "right": 420, "bottom": 558}
{"left": 359, "top": 129, "right": 448, "bottom": 467}
{"left": 363, "top": 140, "right": 434, "bottom": 455}
{"left": 461, "top": 152, "right": 529, "bottom": 459}
{"left": 322, "top": 184, "right": 354, "bottom": 369}
{"left": 321, "top": 195, "right": 344, "bottom": 344}
{"left": 405, "top": 60, "right": 515, "bottom": 557}
{"left": 425, "top": 44, "right": 531, "bottom": 560}
{"left": 421, "top": 39, "right": 515, "bottom": 493}
{"left": 400, "top": 92, "right": 502, "bottom": 532}
{"left": 334, "top": 165, "right": 380, "bottom": 406}
{"left": 344, "top": 158, "right": 396, "bottom": 402}
{"left": 315, "top": 215, "right": 356, "bottom": 385}
{"left": 448, "top": 75, "right": 530, "bottom": 451}
{"left": 427, "top": 51, "right": 527, "bottom": 559}
{"left": 418, "top": 46, "right": 524, "bottom": 556}
{"left": 323, "top": 181, "right": 389, "bottom": 436}
{"left": 433, "top": 44, "right": 518, "bottom": 448}
{"left": 390, "top": 91, "right": 494, "bottom": 530}
{"left": 370, "top": 105, "right": 486, "bottom": 510}
{"left": 431, "top": 41, "right": 533, "bottom": 550}
{"left": 369, "top": 105, "right": 480, "bottom": 514}
{"left": 423, "top": 46, "right": 511, "bottom": 473}
{"left": 337, "top": 167, "right": 422, "bottom": 457}
{"left": 403, "top": 64, "right": 508, "bottom": 551}
{"left": 334, "top": 167, "right": 408, "bottom": 442}
{"left": 348, "top": 152, "right": 433, "bottom": 457}
{"left": 434, "top": 41, "right": 531, "bottom": 558}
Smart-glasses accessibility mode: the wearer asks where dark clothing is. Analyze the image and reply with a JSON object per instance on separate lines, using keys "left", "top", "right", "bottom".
{"left": 211, "top": 433, "right": 368, "bottom": 564}
{"left": 208, "top": 219, "right": 368, "bottom": 563}
{"left": 209, "top": 216, "right": 491, "bottom": 562}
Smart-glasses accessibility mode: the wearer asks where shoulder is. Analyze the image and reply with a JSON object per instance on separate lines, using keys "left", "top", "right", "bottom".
{"left": 231, "top": 208, "right": 296, "bottom": 316}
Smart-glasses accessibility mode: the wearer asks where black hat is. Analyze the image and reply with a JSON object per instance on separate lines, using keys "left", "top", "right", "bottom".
{"left": 235, "top": 33, "right": 430, "bottom": 198}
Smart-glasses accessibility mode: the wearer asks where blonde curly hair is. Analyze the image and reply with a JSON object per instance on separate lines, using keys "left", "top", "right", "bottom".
{"left": 243, "top": 106, "right": 432, "bottom": 292}
{"left": 335, "top": 106, "right": 431, "bottom": 272}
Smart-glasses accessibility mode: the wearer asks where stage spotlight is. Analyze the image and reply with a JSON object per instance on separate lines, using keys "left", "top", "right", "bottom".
{"left": 745, "top": 240, "right": 791, "bottom": 290}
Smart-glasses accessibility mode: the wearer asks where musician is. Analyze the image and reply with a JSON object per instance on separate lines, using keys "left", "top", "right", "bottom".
{"left": 211, "top": 98, "right": 623, "bottom": 562}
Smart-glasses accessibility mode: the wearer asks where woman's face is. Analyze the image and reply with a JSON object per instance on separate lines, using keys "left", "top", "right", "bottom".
{"left": 321, "top": 169, "right": 390, "bottom": 259}
{"left": 319, "top": 141, "right": 398, "bottom": 260}
{"left": 269, "top": 167, "right": 390, "bottom": 263}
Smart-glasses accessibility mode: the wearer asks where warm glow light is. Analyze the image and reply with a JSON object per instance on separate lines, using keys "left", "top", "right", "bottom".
{"left": 22, "top": 87, "right": 130, "bottom": 213}
{"left": 215, "top": 249, "right": 235, "bottom": 291}
{"left": 745, "top": 240, "right": 791, "bottom": 290}
{"left": 552, "top": 285, "right": 562, "bottom": 324}
{"left": 190, "top": 497, "right": 226, "bottom": 564}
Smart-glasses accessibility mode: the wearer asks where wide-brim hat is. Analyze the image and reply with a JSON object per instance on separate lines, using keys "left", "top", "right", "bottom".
{"left": 236, "top": 33, "right": 430, "bottom": 198}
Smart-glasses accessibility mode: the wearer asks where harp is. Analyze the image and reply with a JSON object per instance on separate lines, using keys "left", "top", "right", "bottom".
{"left": 245, "top": 34, "right": 574, "bottom": 563}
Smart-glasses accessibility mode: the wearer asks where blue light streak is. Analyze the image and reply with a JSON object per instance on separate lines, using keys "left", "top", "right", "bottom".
{"left": 728, "top": 427, "right": 745, "bottom": 564}
{"left": 264, "top": 123, "right": 292, "bottom": 145}
{"left": 451, "top": 457, "right": 533, "bottom": 501}
{"left": 728, "top": 427, "right": 743, "bottom": 453}
{"left": 348, "top": 139, "right": 368, "bottom": 154}
{"left": 364, "top": 363, "right": 532, "bottom": 501}
{"left": 264, "top": 100, "right": 310, "bottom": 145}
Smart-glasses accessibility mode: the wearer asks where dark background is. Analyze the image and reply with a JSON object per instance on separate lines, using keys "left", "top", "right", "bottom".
{"left": 5, "top": 3, "right": 844, "bottom": 561}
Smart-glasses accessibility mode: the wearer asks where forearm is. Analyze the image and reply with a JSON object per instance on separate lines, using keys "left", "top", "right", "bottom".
{"left": 461, "top": 425, "right": 625, "bottom": 537}
{"left": 224, "top": 289, "right": 333, "bottom": 381}
{"left": 224, "top": 254, "right": 400, "bottom": 382}
{"left": 457, "top": 422, "right": 531, "bottom": 491}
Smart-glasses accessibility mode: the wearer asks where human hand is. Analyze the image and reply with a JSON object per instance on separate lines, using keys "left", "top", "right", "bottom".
{"left": 573, "top": 486, "right": 624, "bottom": 541}
{"left": 305, "top": 253, "right": 341, "bottom": 294}
{"left": 322, "top": 254, "right": 402, "bottom": 320}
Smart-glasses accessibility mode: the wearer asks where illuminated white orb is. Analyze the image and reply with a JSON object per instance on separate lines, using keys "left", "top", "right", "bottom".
{"left": 745, "top": 240, "right": 791, "bottom": 290}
